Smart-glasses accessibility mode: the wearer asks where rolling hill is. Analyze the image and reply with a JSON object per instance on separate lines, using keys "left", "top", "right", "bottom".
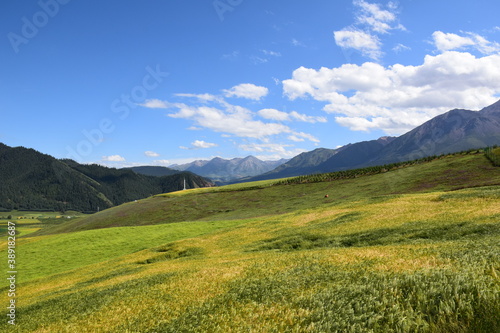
{"left": 30, "top": 148, "right": 500, "bottom": 234}
{"left": 1, "top": 149, "right": 498, "bottom": 332}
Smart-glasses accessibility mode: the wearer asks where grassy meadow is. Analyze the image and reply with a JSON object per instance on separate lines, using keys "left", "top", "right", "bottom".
{"left": 0, "top": 151, "right": 499, "bottom": 332}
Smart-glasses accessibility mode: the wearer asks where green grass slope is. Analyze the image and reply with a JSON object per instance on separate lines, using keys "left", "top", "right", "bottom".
{"left": 31, "top": 150, "right": 500, "bottom": 235}
{"left": 0, "top": 151, "right": 499, "bottom": 332}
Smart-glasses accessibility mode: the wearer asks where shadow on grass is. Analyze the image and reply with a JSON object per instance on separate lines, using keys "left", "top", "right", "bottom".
{"left": 253, "top": 222, "right": 500, "bottom": 251}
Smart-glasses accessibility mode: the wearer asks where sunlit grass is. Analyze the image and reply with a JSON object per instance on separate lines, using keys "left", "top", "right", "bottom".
{"left": 0, "top": 153, "right": 499, "bottom": 332}
{"left": 0, "top": 219, "right": 247, "bottom": 284}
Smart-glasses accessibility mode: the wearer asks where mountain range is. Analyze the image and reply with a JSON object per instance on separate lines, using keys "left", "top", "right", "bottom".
{"left": 0, "top": 144, "right": 213, "bottom": 212}
{"left": 2, "top": 99, "right": 499, "bottom": 211}
{"left": 169, "top": 156, "right": 288, "bottom": 183}
{"left": 247, "top": 99, "right": 500, "bottom": 181}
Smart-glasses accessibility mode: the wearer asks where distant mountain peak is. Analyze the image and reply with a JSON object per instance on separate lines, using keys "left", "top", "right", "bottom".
{"left": 168, "top": 155, "right": 289, "bottom": 183}
{"left": 242, "top": 100, "right": 500, "bottom": 182}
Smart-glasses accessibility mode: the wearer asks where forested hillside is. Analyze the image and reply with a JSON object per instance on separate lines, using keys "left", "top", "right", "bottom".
{"left": 0, "top": 143, "right": 213, "bottom": 212}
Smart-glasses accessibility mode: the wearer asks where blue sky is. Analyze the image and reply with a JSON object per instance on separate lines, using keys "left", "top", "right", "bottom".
{"left": 1, "top": 0, "right": 500, "bottom": 167}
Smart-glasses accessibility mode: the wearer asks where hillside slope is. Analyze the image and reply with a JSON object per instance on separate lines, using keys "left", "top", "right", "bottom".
{"left": 127, "top": 166, "right": 180, "bottom": 177}
{"left": 316, "top": 137, "right": 396, "bottom": 173}
{"left": 1, "top": 150, "right": 498, "bottom": 333}
{"left": 250, "top": 100, "right": 500, "bottom": 179}
{"left": 368, "top": 101, "right": 500, "bottom": 166}
{"left": 32, "top": 149, "right": 500, "bottom": 235}
{"left": 0, "top": 143, "right": 213, "bottom": 212}
{"left": 247, "top": 147, "right": 340, "bottom": 181}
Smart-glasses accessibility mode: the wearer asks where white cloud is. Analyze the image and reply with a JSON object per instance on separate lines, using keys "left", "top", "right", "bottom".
{"left": 179, "top": 142, "right": 219, "bottom": 150}
{"left": 175, "top": 93, "right": 220, "bottom": 102}
{"left": 291, "top": 132, "right": 320, "bottom": 143}
{"left": 102, "top": 155, "right": 126, "bottom": 162}
{"left": 289, "top": 111, "right": 327, "bottom": 123}
{"left": 432, "top": 31, "right": 476, "bottom": 52}
{"left": 168, "top": 104, "right": 291, "bottom": 139}
{"left": 144, "top": 151, "right": 160, "bottom": 157}
{"left": 140, "top": 87, "right": 320, "bottom": 146}
{"left": 139, "top": 99, "right": 169, "bottom": 109}
{"left": 262, "top": 49, "right": 281, "bottom": 57}
{"left": 432, "top": 31, "right": 500, "bottom": 54}
{"left": 392, "top": 43, "right": 411, "bottom": 53}
{"left": 239, "top": 143, "right": 306, "bottom": 159}
{"left": 258, "top": 108, "right": 327, "bottom": 123}
{"left": 258, "top": 108, "right": 290, "bottom": 121}
{"left": 288, "top": 135, "right": 305, "bottom": 142}
{"left": 354, "top": 0, "right": 405, "bottom": 34}
{"left": 334, "top": 1, "right": 405, "bottom": 61}
{"left": 283, "top": 51, "right": 500, "bottom": 134}
{"left": 192, "top": 140, "right": 218, "bottom": 149}
{"left": 466, "top": 32, "right": 500, "bottom": 54}
{"left": 223, "top": 83, "right": 269, "bottom": 100}
{"left": 239, "top": 142, "right": 292, "bottom": 153}
{"left": 334, "top": 29, "right": 382, "bottom": 60}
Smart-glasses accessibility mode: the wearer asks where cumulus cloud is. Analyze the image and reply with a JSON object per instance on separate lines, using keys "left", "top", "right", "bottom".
{"left": 168, "top": 104, "right": 290, "bottom": 139}
{"left": 102, "top": 155, "right": 126, "bottom": 162}
{"left": 283, "top": 51, "right": 500, "bottom": 134}
{"left": 432, "top": 31, "right": 500, "bottom": 54}
{"left": 142, "top": 95, "right": 319, "bottom": 143}
{"left": 144, "top": 151, "right": 160, "bottom": 157}
{"left": 432, "top": 31, "right": 475, "bottom": 52}
{"left": 140, "top": 84, "right": 321, "bottom": 154}
{"left": 223, "top": 83, "right": 269, "bottom": 100}
{"left": 334, "top": 29, "right": 382, "bottom": 60}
